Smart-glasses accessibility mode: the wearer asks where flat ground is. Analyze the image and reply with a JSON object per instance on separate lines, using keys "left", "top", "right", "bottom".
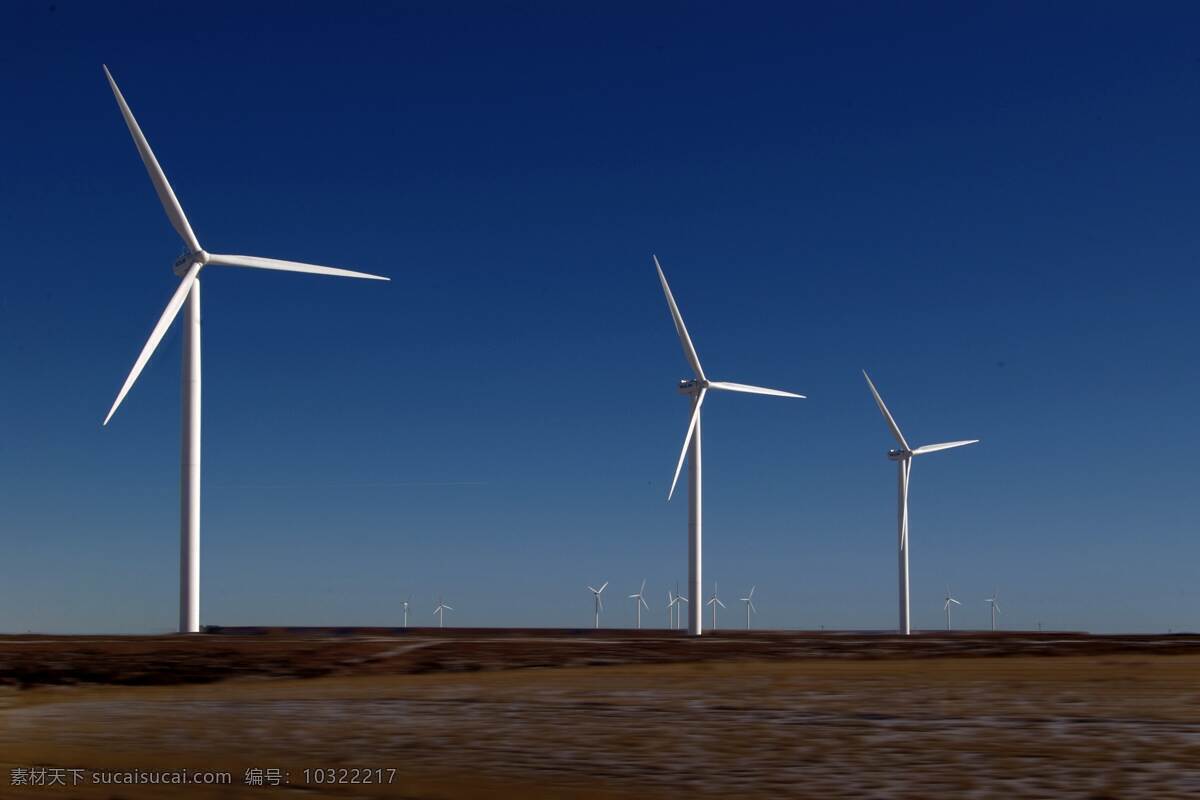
{"left": 2, "top": 630, "right": 1198, "bottom": 798}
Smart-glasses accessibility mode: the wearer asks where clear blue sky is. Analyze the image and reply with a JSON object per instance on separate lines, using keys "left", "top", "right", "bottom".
{"left": 2, "top": 2, "right": 1197, "bottom": 633}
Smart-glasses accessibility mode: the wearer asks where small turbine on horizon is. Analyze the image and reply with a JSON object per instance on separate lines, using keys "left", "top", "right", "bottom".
{"left": 655, "top": 257, "right": 804, "bottom": 637}
{"left": 740, "top": 586, "right": 757, "bottom": 630}
{"left": 434, "top": 598, "right": 453, "bottom": 628}
{"left": 628, "top": 579, "right": 650, "bottom": 629}
{"left": 706, "top": 582, "right": 726, "bottom": 632}
{"left": 863, "top": 371, "right": 978, "bottom": 636}
{"left": 943, "top": 586, "right": 962, "bottom": 631}
{"left": 402, "top": 595, "right": 412, "bottom": 629}
{"left": 986, "top": 590, "right": 1001, "bottom": 631}
{"left": 588, "top": 582, "right": 609, "bottom": 629}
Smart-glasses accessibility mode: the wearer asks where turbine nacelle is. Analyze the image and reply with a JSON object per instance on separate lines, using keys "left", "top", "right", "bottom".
{"left": 173, "top": 249, "right": 209, "bottom": 277}
{"left": 887, "top": 448, "right": 911, "bottom": 461}
{"left": 677, "top": 378, "right": 704, "bottom": 396}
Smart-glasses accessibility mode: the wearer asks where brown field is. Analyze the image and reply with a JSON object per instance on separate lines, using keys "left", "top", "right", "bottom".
{"left": 2, "top": 629, "right": 1199, "bottom": 799}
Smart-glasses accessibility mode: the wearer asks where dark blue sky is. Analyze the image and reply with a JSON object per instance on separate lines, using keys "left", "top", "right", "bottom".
{"left": 2, "top": 2, "right": 1198, "bottom": 632}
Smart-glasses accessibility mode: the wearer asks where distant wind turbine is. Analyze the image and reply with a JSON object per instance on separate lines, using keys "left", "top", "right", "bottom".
{"left": 402, "top": 595, "right": 412, "bottom": 629}
{"left": 669, "top": 582, "right": 689, "bottom": 630}
{"left": 986, "top": 590, "right": 1001, "bottom": 631}
{"left": 863, "top": 371, "right": 978, "bottom": 636}
{"left": 740, "top": 586, "right": 757, "bottom": 630}
{"left": 588, "top": 582, "right": 608, "bottom": 629}
{"left": 943, "top": 586, "right": 961, "bottom": 631}
{"left": 655, "top": 257, "right": 804, "bottom": 636}
{"left": 434, "top": 598, "right": 453, "bottom": 628}
{"left": 100, "top": 66, "right": 389, "bottom": 634}
{"left": 706, "top": 582, "right": 726, "bottom": 631}
{"left": 628, "top": 579, "right": 649, "bottom": 629}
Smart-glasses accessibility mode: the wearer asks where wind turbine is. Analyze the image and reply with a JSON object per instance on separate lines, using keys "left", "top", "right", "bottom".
{"left": 863, "top": 371, "right": 977, "bottom": 636}
{"left": 667, "top": 590, "right": 678, "bottom": 629}
{"left": 434, "top": 598, "right": 453, "bottom": 628}
{"left": 401, "top": 595, "right": 412, "bottom": 629}
{"left": 587, "top": 582, "right": 608, "bottom": 629}
{"left": 100, "top": 66, "right": 389, "bottom": 634}
{"left": 740, "top": 586, "right": 757, "bottom": 630}
{"left": 706, "top": 582, "right": 726, "bottom": 631}
{"left": 628, "top": 579, "right": 649, "bottom": 629}
{"left": 655, "top": 256, "right": 804, "bottom": 636}
{"left": 675, "top": 583, "right": 689, "bottom": 629}
{"left": 943, "top": 586, "right": 961, "bottom": 631}
{"left": 986, "top": 590, "right": 1001, "bottom": 631}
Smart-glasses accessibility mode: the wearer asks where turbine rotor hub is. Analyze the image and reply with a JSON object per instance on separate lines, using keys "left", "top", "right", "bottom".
{"left": 677, "top": 378, "right": 706, "bottom": 396}
{"left": 172, "top": 249, "right": 209, "bottom": 277}
{"left": 887, "top": 448, "right": 912, "bottom": 461}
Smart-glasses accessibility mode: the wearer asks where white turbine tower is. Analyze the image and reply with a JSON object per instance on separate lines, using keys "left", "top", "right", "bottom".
{"left": 401, "top": 595, "right": 412, "bottom": 629}
{"left": 100, "top": 66, "right": 389, "bottom": 634}
{"left": 740, "top": 586, "right": 757, "bottom": 630}
{"left": 587, "top": 582, "right": 608, "bottom": 629}
{"left": 986, "top": 590, "right": 1001, "bottom": 631}
{"left": 667, "top": 590, "right": 678, "bottom": 630}
{"left": 655, "top": 257, "right": 804, "bottom": 636}
{"left": 863, "top": 371, "right": 977, "bottom": 636}
{"left": 943, "top": 586, "right": 961, "bottom": 631}
{"left": 434, "top": 598, "right": 453, "bottom": 628}
{"left": 628, "top": 579, "right": 649, "bottom": 629}
{"left": 706, "top": 582, "right": 726, "bottom": 631}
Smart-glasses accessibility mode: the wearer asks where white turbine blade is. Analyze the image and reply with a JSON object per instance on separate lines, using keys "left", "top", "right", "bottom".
{"left": 862, "top": 370, "right": 909, "bottom": 450}
{"left": 654, "top": 256, "right": 705, "bottom": 380}
{"left": 597, "top": 596, "right": 604, "bottom": 611}
{"left": 587, "top": 585, "right": 598, "bottom": 594}
{"left": 205, "top": 253, "right": 389, "bottom": 281}
{"left": 640, "top": 596, "right": 649, "bottom": 611}
{"left": 749, "top": 586, "right": 756, "bottom": 599}
{"left": 668, "top": 389, "right": 706, "bottom": 501}
{"left": 707, "top": 381, "right": 805, "bottom": 399}
{"left": 716, "top": 598, "right": 727, "bottom": 609}
{"left": 628, "top": 593, "right": 639, "bottom": 599}
{"left": 444, "top": 605, "right": 453, "bottom": 611}
{"left": 912, "top": 440, "right": 979, "bottom": 456}
{"left": 103, "top": 262, "right": 202, "bottom": 425}
{"left": 640, "top": 578, "right": 647, "bottom": 595}
{"left": 598, "top": 581, "right": 608, "bottom": 593}
{"left": 678, "top": 595, "right": 688, "bottom": 603}
{"left": 103, "top": 66, "right": 201, "bottom": 253}
{"left": 944, "top": 599, "right": 951, "bottom": 611}
{"left": 749, "top": 600, "right": 757, "bottom": 614}
{"left": 950, "top": 599, "right": 961, "bottom": 606}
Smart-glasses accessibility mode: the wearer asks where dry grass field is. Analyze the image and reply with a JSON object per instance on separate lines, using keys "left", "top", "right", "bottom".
{"left": 2, "top": 630, "right": 1198, "bottom": 799}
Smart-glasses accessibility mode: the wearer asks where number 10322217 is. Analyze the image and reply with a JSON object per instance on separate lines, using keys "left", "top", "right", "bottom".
{"left": 302, "top": 768, "right": 398, "bottom": 784}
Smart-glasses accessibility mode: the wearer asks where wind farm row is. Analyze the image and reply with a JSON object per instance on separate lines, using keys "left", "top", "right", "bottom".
{"left": 98, "top": 65, "right": 981, "bottom": 638}
{"left": 393, "top": 583, "right": 1007, "bottom": 632}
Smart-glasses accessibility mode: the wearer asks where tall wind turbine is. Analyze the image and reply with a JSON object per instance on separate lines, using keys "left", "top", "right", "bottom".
{"left": 100, "top": 66, "right": 389, "bottom": 634}
{"left": 401, "top": 595, "right": 412, "bottom": 629}
{"left": 986, "top": 590, "right": 1001, "bottom": 631}
{"left": 943, "top": 586, "right": 961, "bottom": 631}
{"left": 740, "top": 585, "right": 757, "bottom": 630}
{"left": 706, "top": 582, "right": 726, "bottom": 631}
{"left": 587, "top": 581, "right": 608, "bottom": 629}
{"left": 863, "top": 371, "right": 977, "bottom": 636}
{"left": 628, "top": 579, "right": 649, "bottom": 629}
{"left": 434, "top": 598, "right": 454, "bottom": 628}
{"left": 667, "top": 590, "right": 678, "bottom": 630}
{"left": 655, "top": 256, "right": 804, "bottom": 636}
